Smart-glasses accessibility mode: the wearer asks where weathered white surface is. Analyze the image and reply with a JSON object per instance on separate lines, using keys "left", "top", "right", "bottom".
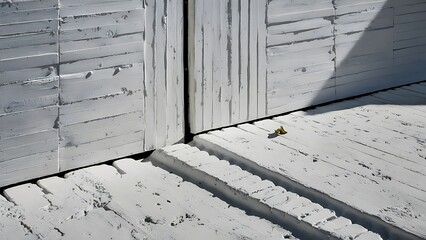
{"left": 151, "top": 143, "right": 382, "bottom": 240}
{"left": 58, "top": 0, "right": 184, "bottom": 171}
{"left": 0, "top": 0, "right": 59, "bottom": 187}
{"left": 267, "top": 0, "right": 336, "bottom": 115}
{"left": 0, "top": 158, "right": 296, "bottom": 240}
{"left": 189, "top": 0, "right": 426, "bottom": 133}
{"left": 1, "top": 0, "right": 184, "bottom": 187}
{"left": 188, "top": 0, "right": 268, "bottom": 133}
{"left": 192, "top": 82, "right": 426, "bottom": 239}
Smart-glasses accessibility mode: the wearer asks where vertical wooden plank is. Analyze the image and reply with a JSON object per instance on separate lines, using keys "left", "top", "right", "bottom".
{"left": 230, "top": 0, "right": 240, "bottom": 124}
{"left": 144, "top": 0, "right": 156, "bottom": 150}
{"left": 203, "top": 0, "right": 213, "bottom": 129}
{"left": 239, "top": 0, "right": 249, "bottom": 121}
{"left": 257, "top": 0, "right": 267, "bottom": 117}
{"left": 166, "top": 0, "right": 177, "bottom": 144}
{"left": 221, "top": 0, "right": 231, "bottom": 127}
{"left": 175, "top": 0, "right": 185, "bottom": 141}
{"left": 248, "top": 0, "right": 258, "bottom": 120}
{"left": 189, "top": 0, "right": 204, "bottom": 133}
{"left": 155, "top": 0, "right": 167, "bottom": 147}
{"left": 212, "top": 0, "right": 222, "bottom": 128}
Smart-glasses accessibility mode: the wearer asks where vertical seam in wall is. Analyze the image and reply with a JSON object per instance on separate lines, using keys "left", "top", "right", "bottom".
{"left": 332, "top": 0, "right": 337, "bottom": 98}
{"left": 246, "top": 0, "right": 251, "bottom": 120}
{"left": 57, "top": 0, "right": 61, "bottom": 172}
{"left": 238, "top": 0, "right": 242, "bottom": 124}
{"left": 183, "top": 0, "right": 193, "bottom": 143}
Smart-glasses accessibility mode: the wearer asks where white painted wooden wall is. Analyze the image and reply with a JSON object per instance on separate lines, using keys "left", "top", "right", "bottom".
{"left": 188, "top": 0, "right": 268, "bottom": 133}
{"left": 0, "top": 0, "right": 184, "bottom": 187}
{"left": 189, "top": 0, "right": 426, "bottom": 133}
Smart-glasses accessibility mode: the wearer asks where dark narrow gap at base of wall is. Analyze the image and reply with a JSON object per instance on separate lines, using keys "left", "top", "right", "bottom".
{"left": 183, "top": 0, "right": 194, "bottom": 144}
{"left": 0, "top": 149, "right": 154, "bottom": 192}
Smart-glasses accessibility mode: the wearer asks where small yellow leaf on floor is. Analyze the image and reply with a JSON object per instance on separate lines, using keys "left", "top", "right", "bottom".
{"left": 274, "top": 126, "right": 287, "bottom": 135}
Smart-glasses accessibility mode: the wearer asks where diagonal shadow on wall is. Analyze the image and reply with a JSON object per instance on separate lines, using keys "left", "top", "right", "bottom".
{"left": 306, "top": 0, "right": 426, "bottom": 115}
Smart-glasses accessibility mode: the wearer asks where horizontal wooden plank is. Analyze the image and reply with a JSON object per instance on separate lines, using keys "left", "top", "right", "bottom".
{"left": 0, "top": 43, "right": 56, "bottom": 60}
{"left": 394, "top": 19, "right": 426, "bottom": 34}
{"left": 60, "top": 111, "right": 144, "bottom": 147}
{"left": 0, "top": 150, "right": 58, "bottom": 187}
{"left": 60, "top": 22, "right": 144, "bottom": 42}
{"left": 60, "top": 74, "right": 142, "bottom": 104}
{"left": 337, "top": 51, "right": 394, "bottom": 67}
{"left": 335, "top": 67, "right": 394, "bottom": 86}
{"left": 60, "top": 0, "right": 142, "bottom": 17}
{"left": 0, "top": 130, "right": 57, "bottom": 162}
{"left": 60, "top": 9, "right": 143, "bottom": 31}
{"left": 335, "top": 9, "right": 393, "bottom": 25}
{"left": 59, "top": 63, "right": 143, "bottom": 102}
{"left": 335, "top": 1, "right": 389, "bottom": 15}
{"left": 335, "top": 18, "right": 393, "bottom": 34}
{"left": 0, "top": 8, "right": 57, "bottom": 25}
{"left": 335, "top": 27, "right": 393, "bottom": 45}
{"left": 60, "top": 51, "right": 142, "bottom": 74}
{"left": 268, "top": 8, "right": 334, "bottom": 25}
{"left": 0, "top": 106, "right": 58, "bottom": 139}
{"left": 61, "top": 41, "right": 142, "bottom": 62}
{"left": 395, "top": 2, "right": 426, "bottom": 15}
{"left": 267, "top": 37, "right": 334, "bottom": 52}
{"left": 269, "top": 52, "right": 334, "bottom": 72}
{"left": 0, "top": 77, "right": 58, "bottom": 114}
{"left": 268, "top": 1, "right": 333, "bottom": 24}
{"left": 0, "top": 53, "right": 58, "bottom": 72}
{"left": 60, "top": 32, "right": 143, "bottom": 52}
{"left": 268, "top": 88, "right": 336, "bottom": 115}
{"left": 0, "top": 32, "right": 57, "bottom": 50}
{"left": 59, "top": 131, "right": 144, "bottom": 171}
{"left": 268, "top": 69, "right": 335, "bottom": 91}
{"left": 0, "top": 0, "right": 57, "bottom": 14}
{"left": 0, "top": 19, "right": 57, "bottom": 37}
{"left": 268, "top": 18, "right": 332, "bottom": 35}
{"left": 268, "top": 62, "right": 335, "bottom": 79}
{"left": 268, "top": 25, "right": 334, "bottom": 46}
{"left": 0, "top": 66, "right": 56, "bottom": 86}
{"left": 60, "top": 0, "right": 129, "bottom": 7}
{"left": 59, "top": 91, "right": 144, "bottom": 126}
{"left": 395, "top": 11, "right": 426, "bottom": 24}
{"left": 268, "top": 81, "right": 335, "bottom": 103}
{"left": 336, "top": 59, "right": 393, "bottom": 77}
{"left": 335, "top": 76, "right": 412, "bottom": 100}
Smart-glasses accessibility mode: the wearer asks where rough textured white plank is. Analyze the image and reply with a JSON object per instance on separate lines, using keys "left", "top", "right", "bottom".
{"left": 189, "top": 0, "right": 268, "bottom": 133}
{"left": 192, "top": 84, "right": 426, "bottom": 239}
{"left": 144, "top": 0, "right": 156, "bottom": 150}
{"left": 152, "top": 144, "right": 382, "bottom": 240}
{"left": 56, "top": 0, "right": 184, "bottom": 173}
{"left": 0, "top": 159, "right": 296, "bottom": 240}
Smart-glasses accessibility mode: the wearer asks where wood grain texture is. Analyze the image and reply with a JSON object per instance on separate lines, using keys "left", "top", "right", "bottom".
{"left": 58, "top": 0, "right": 185, "bottom": 171}
{"left": 58, "top": 0, "right": 146, "bottom": 171}
{"left": 267, "top": 0, "right": 335, "bottom": 115}
{"left": 189, "top": 0, "right": 268, "bottom": 133}
{"left": 189, "top": 0, "right": 426, "bottom": 133}
{"left": 0, "top": 0, "right": 60, "bottom": 187}
{"left": 0, "top": 0, "right": 184, "bottom": 186}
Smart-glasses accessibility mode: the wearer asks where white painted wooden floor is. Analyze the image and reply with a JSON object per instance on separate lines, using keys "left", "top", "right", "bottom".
{"left": 190, "top": 81, "right": 426, "bottom": 239}
{"left": 0, "top": 159, "right": 295, "bottom": 240}
{"left": 0, "top": 81, "right": 424, "bottom": 240}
